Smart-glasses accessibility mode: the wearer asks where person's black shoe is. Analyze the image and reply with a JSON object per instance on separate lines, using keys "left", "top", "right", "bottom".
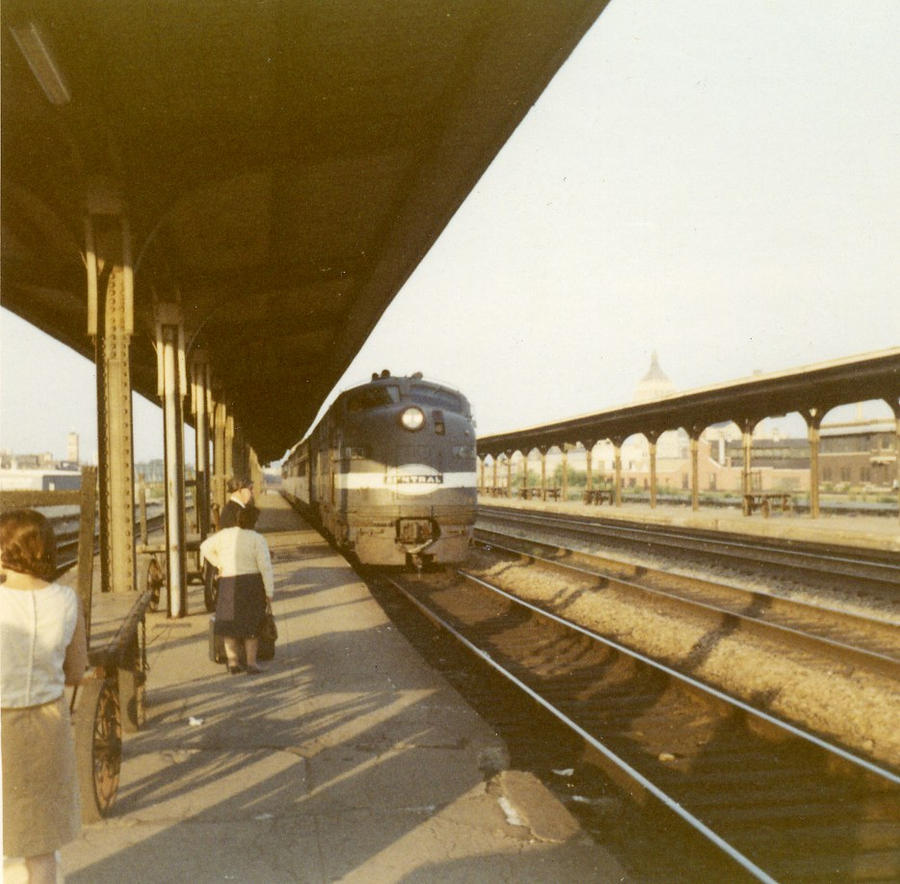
{"left": 245, "top": 665, "right": 266, "bottom": 675}
{"left": 227, "top": 665, "right": 245, "bottom": 675}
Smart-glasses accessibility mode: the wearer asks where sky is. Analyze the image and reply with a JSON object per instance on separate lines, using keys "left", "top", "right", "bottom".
{"left": 2, "top": 0, "right": 899, "bottom": 464}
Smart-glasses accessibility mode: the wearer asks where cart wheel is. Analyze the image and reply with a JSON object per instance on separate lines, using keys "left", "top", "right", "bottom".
{"left": 120, "top": 668, "right": 147, "bottom": 732}
{"left": 74, "top": 678, "right": 122, "bottom": 822}
{"left": 146, "top": 556, "right": 164, "bottom": 611}
{"left": 203, "top": 561, "right": 219, "bottom": 612}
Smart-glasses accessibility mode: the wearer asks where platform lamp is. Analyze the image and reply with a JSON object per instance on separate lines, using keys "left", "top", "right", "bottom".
{"left": 10, "top": 20, "right": 71, "bottom": 106}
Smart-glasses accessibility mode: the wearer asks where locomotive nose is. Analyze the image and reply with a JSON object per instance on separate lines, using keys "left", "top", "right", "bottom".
{"left": 395, "top": 516, "right": 440, "bottom": 546}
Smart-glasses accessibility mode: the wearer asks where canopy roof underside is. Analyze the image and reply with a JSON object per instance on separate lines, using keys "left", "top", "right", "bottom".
{"left": 1, "top": 0, "right": 610, "bottom": 462}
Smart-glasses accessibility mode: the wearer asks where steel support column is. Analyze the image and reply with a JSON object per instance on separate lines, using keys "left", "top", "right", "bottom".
{"left": 521, "top": 451, "right": 528, "bottom": 495}
{"left": 561, "top": 445, "right": 569, "bottom": 501}
{"left": 539, "top": 448, "right": 547, "bottom": 497}
{"left": 249, "top": 448, "right": 262, "bottom": 497}
{"left": 86, "top": 198, "right": 135, "bottom": 594}
{"left": 190, "top": 352, "right": 211, "bottom": 539}
{"left": 505, "top": 451, "right": 513, "bottom": 496}
{"left": 585, "top": 444, "right": 594, "bottom": 491}
{"left": 612, "top": 438, "right": 624, "bottom": 507}
{"left": 647, "top": 432, "right": 659, "bottom": 509}
{"left": 803, "top": 408, "right": 823, "bottom": 520}
{"left": 233, "top": 422, "right": 247, "bottom": 480}
{"left": 225, "top": 412, "right": 235, "bottom": 483}
{"left": 492, "top": 456, "right": 498, "bottom": 492}
{"left": 155, "top": 306, "right": 187, "bottom": 617}
{"left": 741, "top": 420, "right": 754, "bottom": 515}
{"left": 690, "top": 434, "right": 700, "bottom": 512}
{"left": 213, "top": 398, "right": 227, "bottom": 511}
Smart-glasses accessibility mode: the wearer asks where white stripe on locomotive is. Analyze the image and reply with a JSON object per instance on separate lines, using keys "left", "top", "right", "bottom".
{"left": 335, "top": 470, "right": 477, "bottom": 491}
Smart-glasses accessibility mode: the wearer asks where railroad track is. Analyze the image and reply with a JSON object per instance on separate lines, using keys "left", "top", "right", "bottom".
{"left": 377, "top": 566, "right": 900, "bottom": 882}
{"left": 48, "top": 507, "right": 165, "bottom": 574}
{"left": 477, "top": 505, "right": 900, "bottom": 595}
{"left": 473, "top": 530, "right": 899, "bottom": 674}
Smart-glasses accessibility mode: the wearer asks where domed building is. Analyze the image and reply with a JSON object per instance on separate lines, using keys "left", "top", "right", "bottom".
{"left": 593, "top": 351, "right": 687, "bottom": 478}
{"left": 517, "top": 350, "right": 812, "bottom": 500}
{"left": 633, "top": 350, "right": 676, "bottom": 404}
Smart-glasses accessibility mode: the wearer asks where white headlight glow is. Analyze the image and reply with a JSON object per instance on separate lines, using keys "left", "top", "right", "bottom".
{"left": 400, "top": 407, "right": 425, "bottom": 431}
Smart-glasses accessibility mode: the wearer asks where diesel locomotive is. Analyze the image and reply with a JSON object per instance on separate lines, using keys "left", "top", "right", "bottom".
{"left": 282, "top": 371, "right": 477, "bottom": 568}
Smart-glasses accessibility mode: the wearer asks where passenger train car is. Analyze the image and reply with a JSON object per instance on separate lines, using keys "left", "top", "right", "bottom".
{"left": 0, "top": 468, "right": 82, "bottom": 492}
{"left": 282, "top": 371, "right": 477, "bottom": 568}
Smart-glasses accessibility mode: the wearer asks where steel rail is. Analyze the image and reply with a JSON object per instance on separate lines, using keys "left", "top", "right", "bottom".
{"left": 381, "top": 572, "right": 779, "bottom": 883}
{"left": 473, "top": 531, "right": 900, "bottom": 668}
{"left": 478, "top": 505, "right": 900, "bottom": 588}
{"left": 457, "top": 571, "right": 899, "bottom": 783}
{"left": 53, "top": 511, "right": 166, "bottom": 573}
{"left": 379, "top": 569, "right": 900, "bottom": 882}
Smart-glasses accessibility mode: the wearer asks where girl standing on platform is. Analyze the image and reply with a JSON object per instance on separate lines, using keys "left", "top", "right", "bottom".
{"left": 201, "top": 504, "right": 274, "bottom": 675}
{"left": 1, "top": 509, "right": 88, "bottom": 884}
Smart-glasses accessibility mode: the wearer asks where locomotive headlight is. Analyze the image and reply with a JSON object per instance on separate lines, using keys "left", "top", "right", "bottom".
{"left": 399, "top": 406, "right": 425, "bottom": 431}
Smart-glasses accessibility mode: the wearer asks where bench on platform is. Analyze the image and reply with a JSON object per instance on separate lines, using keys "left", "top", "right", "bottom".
{"left": 518, "top": 487, "right": 561, "bottom": 501}
{"left": 743, "top": 492, "right": 794, "bottom": 517}
{"left": 583, "top": 488, "right": 615, "bottom": 505}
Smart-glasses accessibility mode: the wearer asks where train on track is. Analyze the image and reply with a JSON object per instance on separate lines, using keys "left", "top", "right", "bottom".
{"left": 282, "top": 371, "right": 478, "bottom": 568}
{"left": 0, "top": 468, "right": 82, "bottom": 492}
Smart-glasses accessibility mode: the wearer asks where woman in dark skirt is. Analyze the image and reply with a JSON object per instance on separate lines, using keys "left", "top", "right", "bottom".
{"left": 200, "top": 505, "right": 274, "bottom": 674}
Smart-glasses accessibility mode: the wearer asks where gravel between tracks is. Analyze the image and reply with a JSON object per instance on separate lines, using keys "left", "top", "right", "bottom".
{"left": 457, "top": 546, "right": 900, "bottom": 769}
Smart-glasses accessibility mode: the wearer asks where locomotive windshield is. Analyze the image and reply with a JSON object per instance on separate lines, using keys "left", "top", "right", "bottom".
{"left": 345, "top": 385, "right": 400, "bottom": 412}
{"left": 409, "top": 383, "right": 464, "bottom": 413}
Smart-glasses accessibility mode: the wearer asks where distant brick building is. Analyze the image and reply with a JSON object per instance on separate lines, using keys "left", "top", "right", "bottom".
{"left": 820, "top": 421, "right": 896, "bottom": 487}
{"left": 724, "top": 438, "right": 809, "bottom": 470}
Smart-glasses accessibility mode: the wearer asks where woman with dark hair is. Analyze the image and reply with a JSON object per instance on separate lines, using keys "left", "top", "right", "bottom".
{"left": 205, "top": 477, "right": 256, "bottom": 609}
{"left": 218, "top": 477, "right": 254, "bottom": 529}
{"left": 1, "top": 508, "right": 88, "bottom": 883}
{"left": 200, "top": 504, "right": 274, "bottom": 675}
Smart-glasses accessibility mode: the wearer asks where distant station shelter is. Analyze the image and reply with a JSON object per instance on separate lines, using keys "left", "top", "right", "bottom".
{"left": 476, "top": 349, "right": 900, "bottom": 518}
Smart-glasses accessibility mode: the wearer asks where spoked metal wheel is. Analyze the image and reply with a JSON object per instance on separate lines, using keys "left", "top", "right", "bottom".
{"left": 145, "top": 555, "right": 164, "bottom": 611}
{"left": 74, "top": 677, "right": 122, "bottom": 822}
{"left": 203, "top": 560, "right": 219, "bottom": 612}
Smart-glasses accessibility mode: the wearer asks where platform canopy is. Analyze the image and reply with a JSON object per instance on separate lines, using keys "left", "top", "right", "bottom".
{"left": 1, "top": 0, "right": 610, "bottom": 462}
{"left": 476, "top": 349, "right": 900, "bottom": 458}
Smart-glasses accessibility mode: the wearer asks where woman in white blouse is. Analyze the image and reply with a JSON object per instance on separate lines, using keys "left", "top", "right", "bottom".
{"left": 200, "top": 504, "right": 274, "bottom": 675}
{"left": 1, "top": 508, "right": 88, "bottom": 884}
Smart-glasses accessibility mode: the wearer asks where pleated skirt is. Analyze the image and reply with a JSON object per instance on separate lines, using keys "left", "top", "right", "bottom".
{"left": 2, "top": 695, "right": 80, "bottom": 856}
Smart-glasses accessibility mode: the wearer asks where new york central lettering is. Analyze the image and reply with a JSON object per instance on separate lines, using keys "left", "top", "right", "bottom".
{"left": 387, "top": 473, "right": 444, "bottom": 484}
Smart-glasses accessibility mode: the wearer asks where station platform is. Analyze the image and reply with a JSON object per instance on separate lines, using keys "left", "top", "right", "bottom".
{"left": 478, "top": 494, "right": 900, "bottom": 552}
{"left": 63, "top": 494, "right": 623, "bottom": 883}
